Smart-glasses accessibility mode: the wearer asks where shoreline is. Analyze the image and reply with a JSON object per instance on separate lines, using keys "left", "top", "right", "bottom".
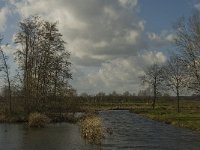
{"left": 129, "top": 108, "right": 200, "bottom": 133}
{"left": 1, "top": 101, "right": 200, "bottom": 133}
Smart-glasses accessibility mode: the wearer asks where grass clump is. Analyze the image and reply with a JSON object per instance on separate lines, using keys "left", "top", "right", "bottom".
{"left": 80, "top": 114, "right": 105, "bottom": 144}
{"left": 28, "top": 112, "right": 50, "bottom": 128}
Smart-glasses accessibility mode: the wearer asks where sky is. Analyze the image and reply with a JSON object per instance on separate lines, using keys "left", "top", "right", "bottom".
{"left": 0, "top": 0, "right": 200, "bottom": 95}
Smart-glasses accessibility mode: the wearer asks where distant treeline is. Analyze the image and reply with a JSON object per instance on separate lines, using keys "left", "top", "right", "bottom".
{"left": 75, "top": 95, "right": 200, "bottom": 103}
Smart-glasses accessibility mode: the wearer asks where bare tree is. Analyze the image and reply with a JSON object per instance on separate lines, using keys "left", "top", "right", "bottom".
{"left": 0, "top": 41, "right": 12, "bottom": 113}
{"left": 15, "top": 16, "right": 72, "bottom": 112}
{"left": 162, "top": 55, "right": 186, "bottom": 112}
{"left": 15, "top": 16, "right": 42, "bottom": 112}
{"left": 140, "top": 63, "right": 163, "bottom": 109}
{"left": 174, "top": 12, "right": 200, "bottom": 94}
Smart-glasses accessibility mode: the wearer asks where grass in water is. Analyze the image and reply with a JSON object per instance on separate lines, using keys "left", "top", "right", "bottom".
{"left": 80, "top": 114, "right": 105, "bottom": 144}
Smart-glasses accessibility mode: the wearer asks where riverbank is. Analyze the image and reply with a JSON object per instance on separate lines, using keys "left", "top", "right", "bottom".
{"left": 79, "top": 101, "right": 200, "bottom": 133}
{"left": 129, "top": 100, "right": 200, "bottom": 132}
{"left": 1, "top": 100, "right": 200, "bottom": 133}
{"left": 79, "top": 100, "right": 200, "bottom": 133}
{"left": 0, "top": 112, "right": 81, "bottom": 124}
{"left": 79, "top": 102, "right": 145, "bottom": 112}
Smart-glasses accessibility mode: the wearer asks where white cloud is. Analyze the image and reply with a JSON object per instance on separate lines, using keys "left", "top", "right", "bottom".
{"left": 72, "top": 51, "right": 166, "bottom": 94}
{"left": 194, "top": 3, "right": 200, "bottom": 11}
{"left": 9, "top": 0, "right": 87, "bottom": 30}
{"left": 9, "top": 0, "right": 145, "bottom": 67}
{"left": 104, "top": 6, "right": 119, "bottom": 20}
{"left": 148, "top": 32, "right": 160, "bottom": 41}
{"left": 126, "top": 30, "right": 139, "bottom": 44}
{"left": 147, "top": 31, "right": 175, "bottom": 47}
{"left": 0, "top": 7, "right": 10, "bottom": 31}
{"left": 118, "top": 0, "right": 138, "bottom": 8}
{"left": 1, "top": 44, "right": 16, "bottom": 56}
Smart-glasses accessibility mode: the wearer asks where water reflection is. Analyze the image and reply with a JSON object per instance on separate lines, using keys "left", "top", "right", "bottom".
{"left": 0, "top": 123, "right": 98, "bottom": 150}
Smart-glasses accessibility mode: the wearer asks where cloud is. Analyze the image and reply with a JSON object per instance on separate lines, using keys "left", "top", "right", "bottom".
{"left": 0, "top": 44, "right": 16, "bottom": 56}
{"left": 6, "top": 0, "right": 170, "bottom": 94}
{"left": 147, "top": 30, "right": 175, "bottom": 47}
{"left": 0, "top": 7, "right": 10, "bottom": 31}
{"left": 9, "top": 0, "right": 146, "bottom": 66}
{"left": 72, "top": 51, "right": 166, "bottom": 94}
{"left": 194, "top": 3, "right": 200, "bottom": 11}
{"left": 118, "top": 0, "right": 138, "bottom": 8}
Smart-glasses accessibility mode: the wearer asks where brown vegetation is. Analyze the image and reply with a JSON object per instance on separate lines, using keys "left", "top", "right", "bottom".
{"left": 80, "top": 114, "right": 105, "bottom": 144}
{"left": 28, "top": 112, "right": 50, "bottom": 128}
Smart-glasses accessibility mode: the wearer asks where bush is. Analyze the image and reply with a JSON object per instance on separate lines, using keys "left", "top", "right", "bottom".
{"left": 28, "top": 112, "right": 50, "bottom": 128}
{"left": 80, "top": 114, "right": 105, "bottom": 144}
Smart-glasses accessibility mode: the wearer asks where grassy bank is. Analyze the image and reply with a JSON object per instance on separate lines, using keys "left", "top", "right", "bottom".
{"left": 129, "top": 100, "right": 200, "bottom": 132}
{"left": 79, "top": 102, "right": 145, "bottom": 112}
{"left": 79, "top": 100, "right": 200, "bottom": 133}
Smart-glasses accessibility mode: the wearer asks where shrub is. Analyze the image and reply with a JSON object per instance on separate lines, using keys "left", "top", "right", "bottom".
{"left": 80, "top": 115, "right": 105, "bottom": 144}
{"left": 28, "top": 112, "right": 50, "bottom": 128}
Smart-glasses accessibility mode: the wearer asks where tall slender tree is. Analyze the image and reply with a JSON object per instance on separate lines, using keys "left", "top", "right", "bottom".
{"left": 0, "top": 40, "right": 12, "bottom": 113}
{"left": 162, "top": 55, "right": 186, "bottom": 112}
{"left": 140, "top": 63, "right": 163, "bottom": 109}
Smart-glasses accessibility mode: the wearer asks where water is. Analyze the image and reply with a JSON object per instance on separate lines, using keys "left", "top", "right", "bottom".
{"left": 0, "top": 123, "right": 98, "bottom": 150}
{"left": 0, "top": 110, "right": 200, "bottom": 150}
{"left": 99, "top": 110, "right": 200, "bottom": 150}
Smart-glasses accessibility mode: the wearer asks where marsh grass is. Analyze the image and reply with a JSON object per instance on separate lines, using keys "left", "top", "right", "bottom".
{"left": 80, "top": 114, "right": 105, "bottom": 144}
{"left": 28, "top": 112, "right": 50, "bottom": 128}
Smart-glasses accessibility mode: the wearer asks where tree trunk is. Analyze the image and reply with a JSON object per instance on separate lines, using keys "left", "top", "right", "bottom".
{"left": 7, "top": 76, "right": 12, "bottom": 113}
{"left": 176, "top": 88, "right": 180, "bottom": 113}
{"left": 152, "top": 78, "right": 157, "bottom": 109}
{"left": 0, "top": 49, "right": 12, "bottom": 113}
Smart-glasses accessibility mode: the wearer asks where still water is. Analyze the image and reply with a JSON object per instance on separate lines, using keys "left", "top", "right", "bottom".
{"left": 1, "top": 110, "right": 200, "bottom": 150}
